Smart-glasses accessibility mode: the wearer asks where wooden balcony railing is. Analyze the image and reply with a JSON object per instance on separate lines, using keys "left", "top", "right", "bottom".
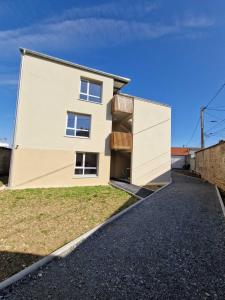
{"left": 111, "top": 94, "right": 133, "bottom": 115}
{"left": 110, "top": 131, "right": 132, "bottom": 151}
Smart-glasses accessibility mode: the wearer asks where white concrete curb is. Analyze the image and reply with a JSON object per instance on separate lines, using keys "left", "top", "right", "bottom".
{"left": 215, "top": 185, "right": 225, "bottom": 219}
{"left": 0, "top": 180, "right": 172, "bottom": 291}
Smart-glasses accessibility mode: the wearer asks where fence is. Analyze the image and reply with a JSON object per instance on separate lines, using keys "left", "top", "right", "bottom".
{"left": 195, "top": 141, "right": 225, "bottom": 191}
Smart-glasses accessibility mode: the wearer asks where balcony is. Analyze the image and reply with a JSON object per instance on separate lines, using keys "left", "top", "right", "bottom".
{"left": 111, "top": 94, "right": 133, "bottom": 117}
{"left": 110, "top": 131, "right": 132, "bottom": 151}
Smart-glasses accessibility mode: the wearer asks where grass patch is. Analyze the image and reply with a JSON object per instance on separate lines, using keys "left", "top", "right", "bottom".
{"left": 0, "top": 185, "right": 137, "bottom": 281}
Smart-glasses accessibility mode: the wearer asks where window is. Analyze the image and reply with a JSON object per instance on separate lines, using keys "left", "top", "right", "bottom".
{"left": 66, "top": 113, "right": 91, "bottom": 138}
{"left": 75, "top": 153, "right": 98, "bottom": 176}
{"left": 80, "top": 79, "right": 102, "bottom": 103}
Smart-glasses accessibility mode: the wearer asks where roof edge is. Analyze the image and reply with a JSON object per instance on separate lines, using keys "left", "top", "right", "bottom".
{"left": 119, "top": 92, "right": 171, "bottom": 108}
{"left": 19, "top": 48, "right": 131, "bottom": 84}
{"left": 196, "top": 140, "right": 225, "bottom": 153}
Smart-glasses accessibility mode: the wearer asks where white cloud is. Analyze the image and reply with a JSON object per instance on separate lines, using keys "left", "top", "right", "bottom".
{"left": 177, "top": 15, "right": 214, "bottom": 28}
{"left": 0, "top": 0, "right": 215, "bottom": 58}
{"left": 0, "top": 13, "right": 214, "bottom": 58}
{"left": 47, "top": 1, "right": 158, "bottom": 22}
{"left": 0, "top": 79, "right": 17, "bottom": 86}
{"left": 0, "top": 73, "right": 18, "bottom": 85}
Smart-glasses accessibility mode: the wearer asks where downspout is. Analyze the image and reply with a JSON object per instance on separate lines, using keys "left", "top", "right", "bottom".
{"left": 130, "top": 97, "right": 134, "bottom": 184}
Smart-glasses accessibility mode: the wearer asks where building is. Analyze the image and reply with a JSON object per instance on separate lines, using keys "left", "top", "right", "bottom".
{"left": 0, "top": 142, "right": 10, "bottom": 148}
{"left": 9, "top": 49, "right": 171, "bottom": 189}
{"left": 171, "top": 147, "right": 200, "bottom": 169}
{"left": 171, "top": 147, "right": 189, "bottom": 169}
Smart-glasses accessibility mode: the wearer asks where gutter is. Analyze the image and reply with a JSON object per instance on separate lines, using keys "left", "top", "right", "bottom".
{"left": 20, "top": 48, "right": 131, "bottom": 85}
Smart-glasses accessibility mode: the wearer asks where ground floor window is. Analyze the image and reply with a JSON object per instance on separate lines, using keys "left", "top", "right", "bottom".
{"left": 75, "top": 152, "right": 98, "bottom": 176}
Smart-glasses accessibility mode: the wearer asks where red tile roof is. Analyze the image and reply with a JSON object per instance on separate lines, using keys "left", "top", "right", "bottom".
{"left": 171, "top": 147, "right": 189, "bottom": 156}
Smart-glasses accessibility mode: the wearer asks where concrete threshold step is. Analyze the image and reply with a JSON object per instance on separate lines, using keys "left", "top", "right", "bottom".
{"left": 110, "top": 180, "right": 153, "bottom": 199}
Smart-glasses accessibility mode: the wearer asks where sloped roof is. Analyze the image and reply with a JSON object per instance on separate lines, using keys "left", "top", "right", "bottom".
{"left": 171, "top": 147, "right": 189, "bottom": 156}
{"left": 20, "top": 48, "right": 130, "bottom": 93}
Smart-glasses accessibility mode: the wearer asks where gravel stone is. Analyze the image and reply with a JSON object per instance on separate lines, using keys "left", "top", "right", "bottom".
{"left": 1, "top": 172, "right": 225, "bottom": 299}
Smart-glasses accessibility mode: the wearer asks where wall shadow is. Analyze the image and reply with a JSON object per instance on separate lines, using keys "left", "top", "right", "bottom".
{"left": 0, "top": 174, "right": 172, "bottom": 287}
{"left": 0, "top": 196, "right": 139, "bottom": 285}
{"left": 173, "top": 169, "right": 201, "bottom": 178}
{"left": 108, "top": 175, "right": 169, "bottom": 220}
{"left": 109, "top": 195, "right": 139, "bottom": 218}
{"left": 108, "top": 171, "right": 172, "bottom": 220}
{"left": 106, "top": 99, "right": 113, "bottom": 121}
{"left": 104, "top": 134, "right": 111, "bottom": 156}
{"left": 0, "top": 251, "right": 43, "bottom": 282}
{"left": 0, "top": 175, "right": 8, "bottom": 185}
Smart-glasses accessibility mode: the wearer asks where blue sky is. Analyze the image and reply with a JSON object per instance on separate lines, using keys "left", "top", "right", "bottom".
{"left": 1, "top": 0, "right": 225, "bottom": 147}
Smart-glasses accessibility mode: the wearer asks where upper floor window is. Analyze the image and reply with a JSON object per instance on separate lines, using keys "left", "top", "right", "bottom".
{"left": 66, "top": 112, "right": 91, "bottom": 138}
{"left": 80, "top": 79, "right": 102, "bottom": 103}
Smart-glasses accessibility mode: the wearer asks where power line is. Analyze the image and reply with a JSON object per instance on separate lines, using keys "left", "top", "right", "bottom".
{"left": 207, "top": 126, "right": 225, "bottom": 136}
{"left": 205, "top": 111, "right": 224, "bottom": 120}
{"left": 186, "top": 82, "right": 225, "bottom": 147}
{"left": 205, "top": 82, "right": 225, "bottom": 109}
{"left": 198, "top": 82, "right": 225, "bottom": 147}
{"left": 206, "top": 132, "right": 225, "bottom": 139}
{"left": 206, "top": 108, "right": 225, "bottom": 112}
{"left": 185, "top": 117, "right": 200, "bottom": 146}
{"left": 205, "top": 117, "right": 225, "bottom": 135}
{"left": 208, "top": 105, "right": 225, "bottom": 109}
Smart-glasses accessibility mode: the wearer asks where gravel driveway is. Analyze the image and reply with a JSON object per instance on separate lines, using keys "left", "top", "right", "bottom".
{"left": 2, "top": 172, "right": 225, "bottom": 299}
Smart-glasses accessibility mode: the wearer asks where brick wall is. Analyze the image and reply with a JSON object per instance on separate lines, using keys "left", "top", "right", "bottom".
{"left": 195, "top": 141, "right": 225, "bottom": 191}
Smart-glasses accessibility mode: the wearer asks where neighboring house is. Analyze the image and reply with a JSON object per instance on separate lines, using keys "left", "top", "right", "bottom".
{"left": 188, "top": 147, "right": 200, "bottom": 158}
{"left": 171, "top": 147, "right": 200, "bottom": 169}
{"left": 9, "top": 49, "right": 171, "bottom": 189}
{"left": 0, "top": 142, "right": 10, "bottom": 148}
{"left": 171, "top": 147, "right": 189, "bottom": 169}
{"left": 188, "top": 147, "right": 201, "bottom": 171}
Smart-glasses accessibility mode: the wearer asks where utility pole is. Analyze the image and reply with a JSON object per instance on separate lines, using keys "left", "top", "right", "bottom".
{"left": 200, "top": 106, "right": 205, "bottom": 149}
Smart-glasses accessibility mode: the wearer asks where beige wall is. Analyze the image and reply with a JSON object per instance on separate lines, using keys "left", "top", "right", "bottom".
{"left": 10, "top": 54, "right": 113, "bottom": 188}
{"left": 10, "top": 149, "right": 110, "bottom": 188}
{"left": 131, "top": 98, "right": 171, "bottom": 185}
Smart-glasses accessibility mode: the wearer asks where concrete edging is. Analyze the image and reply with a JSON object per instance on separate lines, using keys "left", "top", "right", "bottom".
{"left": 0, "top": 180, "right": 172, "bottom": 291}
{"left": 215, "top": 185, "right": 225, "bottom": 219}
{"left": 174, "top": 171, "right": 203, "bottom": 182}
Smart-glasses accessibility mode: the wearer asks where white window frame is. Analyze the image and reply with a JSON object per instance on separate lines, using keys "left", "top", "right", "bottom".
{"left": 80, "top": 79, "right": 102, "bottom": 103}
{"left": 66, "top": 113, "right": 91, "bottom": 138}
{"left": 74, "top": 152, "right": 98, "bottom": 177}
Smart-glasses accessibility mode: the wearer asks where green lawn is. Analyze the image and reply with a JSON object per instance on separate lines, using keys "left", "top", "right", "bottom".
{"left": 0, "top": 185, "right": 137, "bottom": 281}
